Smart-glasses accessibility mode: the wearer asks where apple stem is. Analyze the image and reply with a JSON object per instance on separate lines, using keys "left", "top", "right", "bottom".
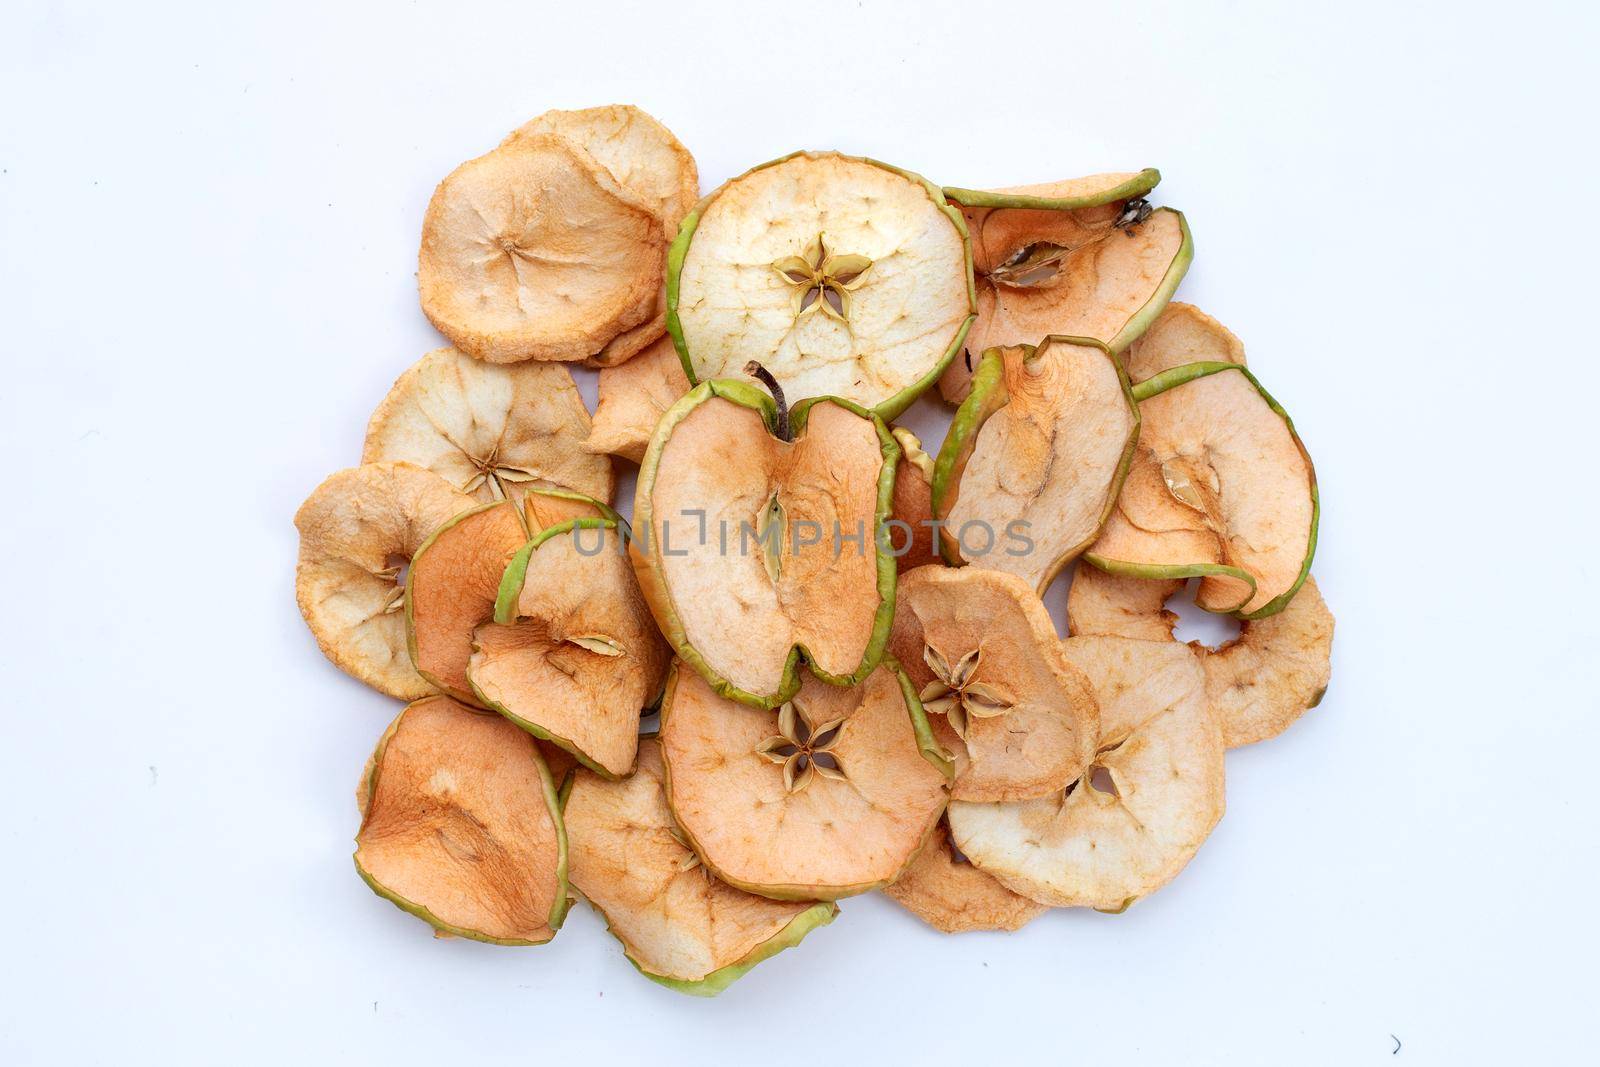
{"left": 745, "top": 361, "right": 791, "bottom": 441}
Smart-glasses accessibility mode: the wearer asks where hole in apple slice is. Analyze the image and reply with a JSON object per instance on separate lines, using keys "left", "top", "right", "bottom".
{"left": 1088, "top": 765, "right": 1119, "bottom": 796}
{"left": 1168, "top": 578, "right": 1241, "bottom": 650}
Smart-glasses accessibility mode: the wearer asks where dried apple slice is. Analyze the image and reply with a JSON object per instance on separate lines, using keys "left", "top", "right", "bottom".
{"left": 937, "top": 171, "right": 1190, "bottom": 403}
{"left": 1066, "top": 562, "right": 1180, "bottom": 642}
{"left": 296, "top": 463, "right": 476, "bottom": 699}
{"left": 1202, "top": 576, "right": 1334, "bottom": 746}
{"left": 942, "top": 169, "right": 1162, "bottom": 214}
{"left": 963, "top": 204, "right": 1189, "bottom": 363}
{"left": 418, "top": 133, "right": 664, "bottom": 363}
{"left": 949, "top": 636, "right": 1224, "bottom": 911}
{"left": 364, "top": 346, "right": 613, "bottom": 505}
{"left": 355, "top": 712, "right": 578, "bottom": 818}
{"left": 537, "top": 740, "right": 580, "bottom": 787}
{"left": 354, "top": 695, "right": 569, "bottom": 944}
{"left": 660, "top": 662, "right": 949, "bottom": 900}
{"left": 883, "top": 818, "right": 1046, "bottom": 934}
{"left": 564, "top": 739, "right": 837, "bottom": 995}
{"left": 887, "top": 565, "right": 1099, "bottom": 802}
{"left": 887, "top": 427, "right": 941, "bottom": 572}
{"left": 468, "top": 519, "right": 669, "bottom": 778}
{"left": 504, "top": 106, "right": 699, "bottom": 368}
{"left": 504, "top": 104, "right": 698, "bottom": 232}
{"left": 585, "top": 299, "right": 670, "bottom": 368}
{"left": 356, "top": 736, "right": 386, "bottom": 816}
{"left": 632, "top": 376, "right": 899, "bottom": 707}
{"left": 1069, "top": 567, "right": 1334, "bottom": 747}
{"left": 403, "top": 490, "right": 615, "bottom": 705}
{"left": 933, "top": 337, "right": 1138, "bottom": 591}
{"left": 519, "top": 484, "right": 617, "bottom": 531}
{"left": 1123, "top": 301, "right": 1245, "bottom": 385}
{"left": 404, "top": 499, "right": 528, "bottom": 702}
{"left": 1084, "top": 362, "right": 1318, "bottom": 618}
{"left": 584, "top": 335, "right": 691, "bottom": 463}
{"left": 669, "top": 151, "right": 975, "bottom": 418}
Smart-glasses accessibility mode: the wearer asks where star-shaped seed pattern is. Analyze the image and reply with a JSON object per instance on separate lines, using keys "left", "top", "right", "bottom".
{"left": 460, "top": 449, "right": 548, "bottom": 501}
{"left": 755, "top": 700, "right": 848, "bottom": 794}
{"left": 771, "top": 235, "right": 873, "bottom": 323}
{"left": 919, "top": 645, "right": 1016, "bottom": 740}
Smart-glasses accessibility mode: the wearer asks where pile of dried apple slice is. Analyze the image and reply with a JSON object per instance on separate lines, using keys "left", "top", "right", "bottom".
{"left": 295, "top": 105, "right": 1332, "bottom": 995}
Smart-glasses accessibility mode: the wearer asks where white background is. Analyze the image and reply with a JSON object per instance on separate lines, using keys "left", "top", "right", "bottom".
{"left": 2, "top": 1, "right": 1596, "bottom": 1063}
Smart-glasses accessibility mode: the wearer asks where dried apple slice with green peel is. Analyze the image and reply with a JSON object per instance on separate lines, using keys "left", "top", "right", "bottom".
{"left": 883, "top": 818, "right": 1046, "bottom": 934}
{"left": 669, "top": 151, "right": 975, "bottom": 418}
{"left": 564, "top": 738, "right": 837, "bottom": 995}
{"left": 632, "top": 376, "right": 899, "bottom": 708}
{"left": 937, "top": 171, "right": 1189, "bottom": 404}
{"left": 887, "top": 565, "right": 1099, "bottom": 803}
{"left": 401, "top": 486, "right": 616, "bottom": 706}
{"left": 943, "top": 169, "right": 1163, "bottom": 214}
{"left": 1084, "top": 361, "right": 1318, "bottom": 619}
{"left": 1067, "top": 562, "right": 1181, "bottom": 642}
{"left": 933, "top": 338, "right": 1139, "bottom": 591}
{"left": 660, "top": 662, "right": 949, "bottom": 901}
{"left": 354, "top": 695, "right": 569, "bottom": 944}
{"left": 963, "top": 205, "right": 1189, "bottom": 365}
{"left": 364, "top": 346, "right": 613, "bottom": 506}
{"left": 949, "top": 636, "right": 1224, "bottom": 911}
{"left": 355, "top": 708, "right": 409, "bottom": 820}
{"left": 419, "top": 133, "right": 664, "bottom": 363}
{"left": 468, "top": 519, "right": 669, "bottom": 778}
{"left": 404, "top": 499, "right": 529, "bottom": 702}
{"left": 584, "top": 335, "right": 692, "bottom": 463}
{"left": 295, "top": 463, "right": 476, "bottom": 699}
{"left": 887, "top": 427, "right": 941, "bottom": 572}
{"left": 1201, "top": 576, "right": 1334, "bottom": 746}
{"left": 1069, "top": 567, "right": 1334, "bottom": 747}
{"left": 356, "top": 715, "right": 579, "bottom": 856}
{"left": 1123, "top": 301, "right": 1246, "bottom": 385}
{"left": 519, "top": 484, "right": 617, "bottom": 530}
{"left": 537, "top": 740, "right": 580, "bottom": 788}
